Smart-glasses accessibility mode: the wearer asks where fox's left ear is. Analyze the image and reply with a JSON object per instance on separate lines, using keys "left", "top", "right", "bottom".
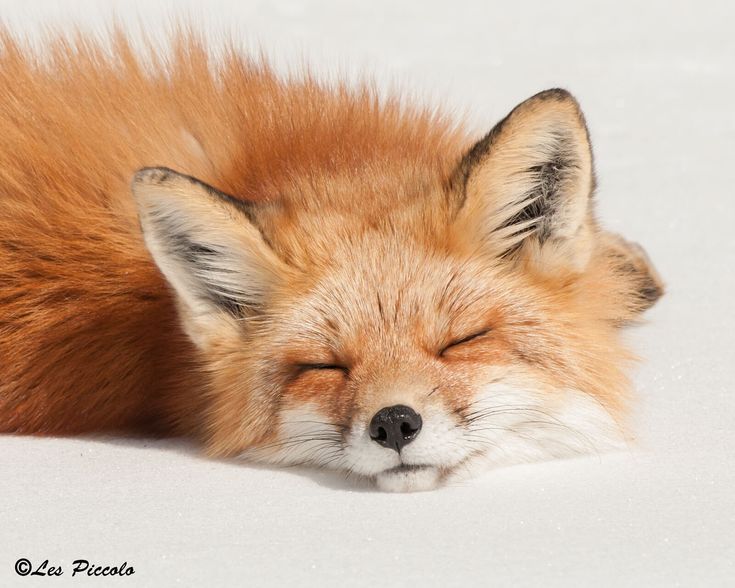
{"left": 452, "top": 88, "right": 595, "bottom": 273}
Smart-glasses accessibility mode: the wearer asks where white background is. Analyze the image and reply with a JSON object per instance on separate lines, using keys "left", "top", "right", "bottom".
{"left": 0, "top": 1, "right": 733, "bottom": 586}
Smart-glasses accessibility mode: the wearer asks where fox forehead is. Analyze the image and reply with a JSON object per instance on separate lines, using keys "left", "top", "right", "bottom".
{"left": 269, "top": 240, "right": 522, "bottom": 355}
{"left": 251, "top": 176, "right": 513, "bottom": 338}
{"left": 250, "top": 170, "right": 455, "bottom": 268}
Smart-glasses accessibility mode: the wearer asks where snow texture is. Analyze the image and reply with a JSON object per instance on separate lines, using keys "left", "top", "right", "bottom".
{"left": 0, "top": 0, "right": 733, "bottom": 586}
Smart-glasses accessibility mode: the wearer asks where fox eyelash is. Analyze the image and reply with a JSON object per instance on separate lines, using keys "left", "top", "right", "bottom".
{"left": 439, "top": 328, "right": 492, "bottom": 356}
{"left": 297, "top": 363, "right": 350, "bottom": 375}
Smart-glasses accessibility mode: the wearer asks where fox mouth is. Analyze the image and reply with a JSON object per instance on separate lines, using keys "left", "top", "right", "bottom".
{"left": 374, "top": 463, "right": 442, "bottom": 492}
{"left": 383, "top": 464, "right": 432, "bottom": 474}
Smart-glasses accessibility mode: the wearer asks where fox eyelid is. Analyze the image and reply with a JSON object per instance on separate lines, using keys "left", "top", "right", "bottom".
{"left": 297, "top": 363, "right": 349, "bottom": 374}
{"left": 439, "top": 328, "right": 492, "bottom": 356}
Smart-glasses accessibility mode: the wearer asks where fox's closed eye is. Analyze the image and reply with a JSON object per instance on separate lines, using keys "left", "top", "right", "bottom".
{"left": 439, "top": 328, "right": 492, "bottom": 356}
{"left": 297, "top": 363, "right": 350, "bottom": 374}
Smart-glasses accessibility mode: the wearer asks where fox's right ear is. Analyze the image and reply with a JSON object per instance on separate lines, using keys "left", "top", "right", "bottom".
{"left": 132, "top": 168, "right": 287, "bottom": 349}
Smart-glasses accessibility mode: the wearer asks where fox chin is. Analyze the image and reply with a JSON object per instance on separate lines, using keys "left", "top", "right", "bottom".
{"left": 0, "top": 30, "right": 663, "bottom": 491}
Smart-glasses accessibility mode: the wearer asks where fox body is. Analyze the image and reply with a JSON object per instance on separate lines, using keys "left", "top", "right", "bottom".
{"left": 0, "top": 31, "right": 662, "bottom": 491}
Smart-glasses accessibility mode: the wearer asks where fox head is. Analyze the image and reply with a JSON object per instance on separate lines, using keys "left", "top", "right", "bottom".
{"left": 132, "top": 89, "right": 662, "bottom": 491}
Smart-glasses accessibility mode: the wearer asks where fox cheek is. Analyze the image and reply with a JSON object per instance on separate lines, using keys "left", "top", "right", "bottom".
{"left": 201, "top": 352, "right": 288, "bottom": 457}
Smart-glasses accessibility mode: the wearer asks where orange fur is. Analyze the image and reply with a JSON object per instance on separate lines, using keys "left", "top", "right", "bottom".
{"left": 0, "top": 29, "right": 464, "bottom": 436}
{"left": 0, "top": 29, "right": 662, "bottom": 488}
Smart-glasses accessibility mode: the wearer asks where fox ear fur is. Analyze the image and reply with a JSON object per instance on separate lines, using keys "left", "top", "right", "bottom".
{"left": 132, "top": 167, "right": 286, "bottom": 349}
{"left": 452, "top": 88, "right": 596, "bottom": 273}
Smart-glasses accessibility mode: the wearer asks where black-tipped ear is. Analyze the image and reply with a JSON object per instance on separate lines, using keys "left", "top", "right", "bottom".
{"left": 452, "top": 89, "right": 596, "bottom": 271}
{"left": 132, "top": 167, "right": 286, "bottom": 348}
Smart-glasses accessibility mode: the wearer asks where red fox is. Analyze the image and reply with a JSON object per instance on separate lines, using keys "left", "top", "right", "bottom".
{"left": 0, "top": 30, "right": 662, "bottom": 491}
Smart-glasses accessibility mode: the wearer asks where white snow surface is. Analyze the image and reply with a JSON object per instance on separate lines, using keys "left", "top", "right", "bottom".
{"left": 1, "top": 1, "right": 734, "bottom": 586}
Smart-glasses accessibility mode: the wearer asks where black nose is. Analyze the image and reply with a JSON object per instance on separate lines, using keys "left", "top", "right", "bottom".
{"left": 369, "top": 405, "right": 422, "bottom": 452}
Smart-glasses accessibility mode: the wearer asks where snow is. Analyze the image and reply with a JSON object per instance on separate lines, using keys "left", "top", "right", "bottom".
{"left": 1, "top": 0, "right": 734, "bottom": 586}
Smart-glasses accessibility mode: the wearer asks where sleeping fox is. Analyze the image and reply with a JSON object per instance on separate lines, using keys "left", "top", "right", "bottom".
{"left": 0, "top": 30, "right": 662, "bottom": 491}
